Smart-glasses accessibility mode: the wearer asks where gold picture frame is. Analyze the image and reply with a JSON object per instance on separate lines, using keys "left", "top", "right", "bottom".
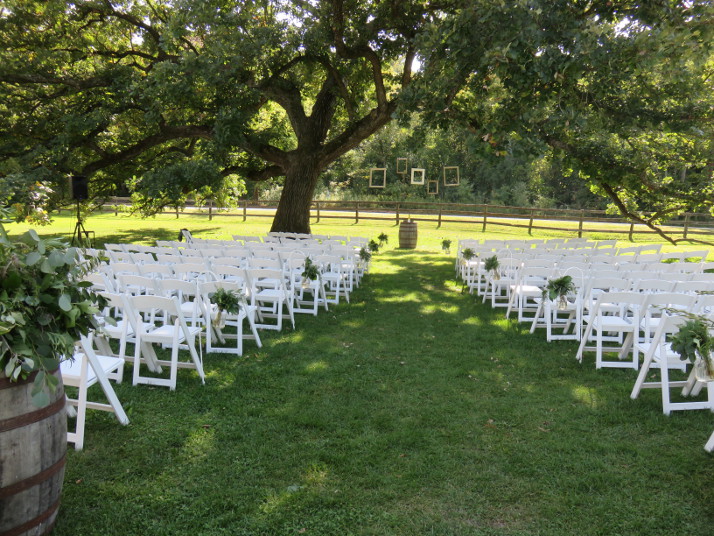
{"left": 369, "top": 168, "right": 387, "bottom": 188}
{"left": 443, "top": 166, "right": 460, "bottom": 186}
{"left": 396, "top": 157, "right": 408, "bottom": 174}
{"left": 410, "top": 168, "right": 425, "bottom": 185}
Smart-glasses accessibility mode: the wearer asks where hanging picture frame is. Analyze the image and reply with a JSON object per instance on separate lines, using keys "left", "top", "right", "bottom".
{"left": 396, "top": 157, "right": 408, "bottom": 174}
{"left": 410, "top": 168, "right": 425, "bottom": 185}
{"left": 369, "top": 168, "right": 387, "bottom": 188}
{"left": 443, "top": 166, "right": 460, "bottom": 186}
{"left": 427, "top": 180, "right": 439, "bottom": 195}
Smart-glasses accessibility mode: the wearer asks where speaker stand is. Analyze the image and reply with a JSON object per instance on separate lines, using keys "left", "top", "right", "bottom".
{"left": 70, "top": 201, "right": 93, "bottom": 248}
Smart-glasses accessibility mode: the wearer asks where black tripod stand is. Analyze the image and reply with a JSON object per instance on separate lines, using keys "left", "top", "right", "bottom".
{"left": 70, "top": 200, "right": 92, "bottom": 247}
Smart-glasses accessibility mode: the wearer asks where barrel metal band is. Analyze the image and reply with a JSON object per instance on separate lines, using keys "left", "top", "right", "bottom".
{"left": 0, "top": 395, "right": 66, "bottom": 433}
{"left": 0, "top": 497, "right": 61, "bottom": 536}
{"left": 0, "top": 455, "right": 66, "bottom": 499}
{"left": 0, "top": 370, "right": 39, "bottom": 390}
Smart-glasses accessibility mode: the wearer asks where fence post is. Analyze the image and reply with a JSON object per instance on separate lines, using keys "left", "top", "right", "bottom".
{"left": 683, "top": 213, "right": 690, "bottom": 240}
{"left": 528, "top": 209, "right": 534, "bottom": 235}
{"left": 114, "top": 205, "right": 118, "bottom": 216}
{"left": 316, "top": 201, "right": 321, "bottom": 223}
{"left": 243, "top": 200, "right": 247, "bottom": 222}
{"left": 628, "top": 222, "right": 634, "bottom": 241}
{"left": 355, "top": 202, "right": 359, "bottom": 223}
{"left": 437, "top": 205, "right": 442, "bottom": 228}
{"left": 208, "top": 199, "right": 213, "bottom": 221}
{"left": 578, "top": 210, "right": 584, "bottom": 238}
{"left": 176, "top": 206, "right": 179, "bottom": 219}
{"left": 482, "top": 211, "right": 488, "bottom": 232}
{"left": 395, "top": 203, "right": 400, "bottom": 224}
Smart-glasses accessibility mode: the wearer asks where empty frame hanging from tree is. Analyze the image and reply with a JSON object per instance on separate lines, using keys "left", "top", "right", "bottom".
{"left": 369, "top": 168, "right": 387, "bottom": 188}
{"left": 443, "top": 166, "right": 460, "bottom": 186}
{"left": 410, "top": 168, "right": 425, "bottom": 185}
{"left": 396, "top": 157, "right": 408, "bottom": 174}
{"left": 427, "top": 180, "right": 439, "bottom": 195}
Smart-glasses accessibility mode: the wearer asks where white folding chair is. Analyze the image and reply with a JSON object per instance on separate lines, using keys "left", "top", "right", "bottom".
{"left": 576, "top": 291, "right": 647, "bottom": 369}
{"left": 315, "top": 255, "right": 350, "bottom": 305}
{"left": 506, "top": 266, "right": 554, "bottom": 323}
{"left": 61, "top": 334, "right": 129, "bottom": 450}
{"left": 631, "top": 315, "right": 714, "bottom": 415}
{"left": 245, "top": 268, "right": 296, "bottom": 331}
{"left": 199, "top": 280, "right": 262, "bottom": 356}
{"left": 128, "top": 294, "right": 205, "bottom": 390}
{"left": 93, "top": 291, "right": 135, "bottom": 364}
{"left": 530, "top": 269, "right": 586, "bottom": 342}
{"left": 285, "top": 253, "right": 329, "bottom": 316}
{"left": 483, "top": 257, "right": 521, "bottom": 308}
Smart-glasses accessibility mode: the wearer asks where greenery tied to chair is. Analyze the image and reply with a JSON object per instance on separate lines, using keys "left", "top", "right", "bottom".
{"left": 368, "top": 239, "right": 380, "bottom": 253}
{"left": 441, "top": 239, "right": 452, "bottom": 254}
{"left": 377, "top": 233, "right": 388, "bottom": 247}
{"left": 542, "top": 275, "right": 576, "bottom": 310}
{"left": 359, "top": 247, "right": 372, "bottom": 263}
{"left": 210, "top": 287, "right": 243, "bottom": 328}
{"left": 669, "top": 314, "right": 714, "bottom": 381}
{"left": 484, "top": 255, "right": 500, "bottom": 280}
{"left": 460, "top": 248, "right": 475, "bottom": 264}
{"left": 301, "top": 256, "right": 320, "bottom": 288}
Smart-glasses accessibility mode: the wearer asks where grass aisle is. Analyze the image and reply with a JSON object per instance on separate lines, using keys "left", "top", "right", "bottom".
{"left": 57, "top": 250, "right": 713, "bottom": 536}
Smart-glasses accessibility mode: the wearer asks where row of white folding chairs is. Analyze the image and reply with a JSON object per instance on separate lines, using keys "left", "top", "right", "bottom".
{"left": 463, "top": 252, "right": 711, "bottom": 300}
{"left": 93, "top": 253, "right": 356, "bottom": 328}
{"left": 513, "top": 269, "right": 714, "bottom": 346}
{"left": 97, "top": 246, "right": 366, "bottom": 297}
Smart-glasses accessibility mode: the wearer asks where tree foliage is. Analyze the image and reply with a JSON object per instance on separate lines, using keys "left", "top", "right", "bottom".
{"left": 1, "top": 1, "right": 712, "bottom": 238}
{"left": 404, "top": 0, "right": 714, "bottom": 243}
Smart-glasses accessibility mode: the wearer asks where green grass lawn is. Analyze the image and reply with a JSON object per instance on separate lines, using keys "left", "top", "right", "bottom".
{"left": 9, "top": 214, "right": 714, "bottom": 534}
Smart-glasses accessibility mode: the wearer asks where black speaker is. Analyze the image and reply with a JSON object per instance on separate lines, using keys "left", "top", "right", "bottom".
{"left": 71, "top": 175, "right": 89, "bottom": 201}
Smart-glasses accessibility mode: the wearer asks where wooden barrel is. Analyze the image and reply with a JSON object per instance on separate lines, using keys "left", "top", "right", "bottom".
{"left": 0, "top": 370, "right": 66, "bottom": 536}
{"left": 398, "top": 220, "right": 418, "bottom": 249}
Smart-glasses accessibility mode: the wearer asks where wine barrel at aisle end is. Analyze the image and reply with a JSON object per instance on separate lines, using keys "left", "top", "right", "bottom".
{"left": 0, "top": 370, "right": 67, "bottom": 536}
{"left": 398, "top": 220, "right": 418, "bottom": 249}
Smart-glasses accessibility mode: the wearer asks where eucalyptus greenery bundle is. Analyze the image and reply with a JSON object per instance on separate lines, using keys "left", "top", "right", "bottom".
{"left": 368, "top": 239, "right": 380, "bottom": 253}
{"left": 378, "top": 233, "right": 388, "bottom": 246}
{"left": 209, "top": 287, "right": 243, "bottom": 315}
{"left": 542, "top": 275, "right": 576, "bottom": 301}
{"left": 461, "top": 248, "right": 475, "bottom": 261}
{"left": 0, "top": 219, "right": 102, "bottom": 406}
{"left": 670, "top": 315, "right": 714, "bottom": 378}
{"left": 301, "top": 256, "right": 320, "bottom": 281}
{"left": 359, "top": 246, "right": 372, "bottom": 262}
{"left": 484, "top": 255, "right": 499, "bottom": 272}
{"left": 441, "top": 239, "right": 452, "bottom": 253}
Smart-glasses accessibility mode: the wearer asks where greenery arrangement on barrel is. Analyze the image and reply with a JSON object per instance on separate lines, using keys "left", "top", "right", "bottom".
{"left": 0, "top": 210, "right": 102, "bottom": 406}
{"left": 669, "top": 314, "right": 714, "bottom": 381}
{"left": 542, "top": 275, "right": 576, "bottom": 310}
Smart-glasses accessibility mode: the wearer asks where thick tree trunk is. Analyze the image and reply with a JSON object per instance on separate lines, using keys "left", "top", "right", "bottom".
{"left": 270, "top": 158, "right": 322, "bottom": 234}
